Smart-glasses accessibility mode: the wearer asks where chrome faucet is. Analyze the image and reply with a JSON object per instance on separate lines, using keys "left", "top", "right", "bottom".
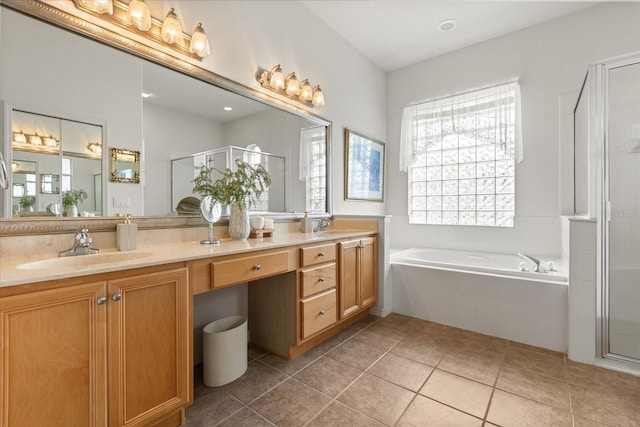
{"left": 517, "top": 253, "right": 553, "bottom": 273}
{"left": 313, "top": 219, "right": 330, "bottom": 232}
{"left": 59, "top": 229, "right": 99, "bottom": 257}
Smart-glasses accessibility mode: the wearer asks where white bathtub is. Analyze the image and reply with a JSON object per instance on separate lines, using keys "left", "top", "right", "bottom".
{"left": 391, "top": 247, "right": 569, "bottom": 352}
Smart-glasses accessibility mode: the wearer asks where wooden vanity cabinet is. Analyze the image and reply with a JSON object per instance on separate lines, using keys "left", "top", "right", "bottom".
{"left": 0, "top": 266, "right": 190, "bottom": 427}
{"left": 339, "top": 237, "right": 378, "bottom": 319}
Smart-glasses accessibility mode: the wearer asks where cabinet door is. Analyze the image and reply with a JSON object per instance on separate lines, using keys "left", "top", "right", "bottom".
{"left": 359, "top": 237, "right": 378, "bottom": 308}
{"left": 108, "top": 268, "right": 190, "bottom": 427}
{"left": 339, "top": 240, "right": 361, "bottom": 319}
{"left": 0, "top": 282, "right": 108, "bottom": 427}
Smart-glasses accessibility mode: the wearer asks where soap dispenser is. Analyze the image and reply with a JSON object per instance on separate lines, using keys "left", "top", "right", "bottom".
{"left": 117, "top": 213, "right": 138, "bottom": 251}
{"left": 300, "top": 212, "right": 313, "bottom": 233}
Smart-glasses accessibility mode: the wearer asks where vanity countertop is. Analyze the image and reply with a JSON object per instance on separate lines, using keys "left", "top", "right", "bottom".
{"left": 0, "top": 230, "right": 375, "bottom": 289}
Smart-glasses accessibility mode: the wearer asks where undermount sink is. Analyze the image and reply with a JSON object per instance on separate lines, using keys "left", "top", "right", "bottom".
{"left": 17, "top": 251, "right": 154, "bottom": 270}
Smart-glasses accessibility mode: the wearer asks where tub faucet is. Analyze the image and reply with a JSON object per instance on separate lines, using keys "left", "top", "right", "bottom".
{"left": 314, "top": 219, "right": 330, "bottom": 232}
{"left": 59, "top": 229, "right": 99, "bottom": 257}
{"left": 517, "top": 253, "right": 552, "bottom": 273}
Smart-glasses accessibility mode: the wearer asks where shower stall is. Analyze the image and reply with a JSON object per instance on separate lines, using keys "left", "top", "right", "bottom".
{"left": 574, "top": 52, "right": 640, "bottom": 371}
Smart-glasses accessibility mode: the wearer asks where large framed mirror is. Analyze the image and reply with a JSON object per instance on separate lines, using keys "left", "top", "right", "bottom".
{"left": 0, "top": 0, "right": 331, "bottom": 234}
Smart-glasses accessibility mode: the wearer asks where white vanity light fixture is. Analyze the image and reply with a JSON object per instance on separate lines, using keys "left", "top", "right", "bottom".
{"left": 258, "top": 65, "right": 325, "bottom": 108}
{"left": 43, "top": 134, "right": 59, "bottom": 148}
{"left": 189, "top": 23, "right": 211, "bottom": 59}
{"left": 27, "top": 133, "right": 43, "bottom": 146}
{"left": 79, "top": 0, "right": 113, "bottom": 15}
{"left": 161, "top": 8, "right": 183, "bottom": 45}
{"left": 12, "top": 130, "right": 27, "bottom": 144}
{"left": 126, "top": 0, "right": 151, "bottom": 32}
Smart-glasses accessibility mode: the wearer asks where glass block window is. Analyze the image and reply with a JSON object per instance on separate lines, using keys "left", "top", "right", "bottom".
{"left": 61, "top": 157, "right": 72, "bottom": 192}
{"left": 300, "top": 126, "right": 327, "bottom": 213}
{"left": 401, "top": 82, "right": 520, "bottom": 227}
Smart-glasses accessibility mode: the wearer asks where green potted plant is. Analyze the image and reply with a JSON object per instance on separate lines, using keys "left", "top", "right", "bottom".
{"left": 193, "top": 160, "right": 271, "bottom": 240}
{"left": 19, "top": 195, "right": 36, "bottom": 212}
{"left": 62, "top": 189, "right": 87, "bottom": 217}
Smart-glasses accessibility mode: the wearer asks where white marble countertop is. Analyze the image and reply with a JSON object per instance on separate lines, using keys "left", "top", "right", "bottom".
{"left": 0, "top": 230, "right": 374, "bottom": 289}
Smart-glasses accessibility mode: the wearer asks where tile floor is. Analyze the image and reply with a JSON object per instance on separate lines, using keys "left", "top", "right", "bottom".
{"left": 185, "top": 314, "right": 640, "bottom": 427}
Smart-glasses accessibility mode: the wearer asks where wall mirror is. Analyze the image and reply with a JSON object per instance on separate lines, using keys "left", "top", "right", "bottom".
{"left": 40, "top": 174, "right": 60, "bottom": 194}
{"left": 110, "top": 148, "right": 140, "bottom": 184}
{"left": 0, "top": 1, "right": 331, "bottom": 233}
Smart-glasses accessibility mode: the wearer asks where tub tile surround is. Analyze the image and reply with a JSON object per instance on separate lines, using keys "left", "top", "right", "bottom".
{"left": 185, "top": 313, "right": 640, "bottom": 427}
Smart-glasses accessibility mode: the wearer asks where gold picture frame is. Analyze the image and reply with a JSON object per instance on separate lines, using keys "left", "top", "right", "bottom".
{"left": 110, "top": 148, "right": 141, "bottom": 183}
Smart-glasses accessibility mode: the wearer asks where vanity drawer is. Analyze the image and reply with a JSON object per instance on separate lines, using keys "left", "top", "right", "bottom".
{"left": 300, "top": 243, "right": 336, "bottom": 267}
{"left": 211, "top": 251, "right": 289, "bottom": 288}
{"left": 300, "top": 263, "right": 336, "bottom": 298}
{"left": 301, "top": 289, "right": 337, "bottom": 339}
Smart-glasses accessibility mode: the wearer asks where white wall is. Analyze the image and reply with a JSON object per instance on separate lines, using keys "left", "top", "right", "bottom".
{"left": 386, "top": 3, "right": 640, "bottom": 257}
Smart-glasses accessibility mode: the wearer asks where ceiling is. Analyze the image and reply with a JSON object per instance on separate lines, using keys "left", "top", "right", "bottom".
{"left": 300, "top": 1, "right": 601, "bottom": 71}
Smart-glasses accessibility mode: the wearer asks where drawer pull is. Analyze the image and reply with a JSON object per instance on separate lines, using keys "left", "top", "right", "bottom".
{"left": 319, "top": 277, "right": 325, "bottom": 282}
{"left": 318, "top": 251, "right": 325, "bottom": 257}
{"left": 253, "top": 264, "right": 261, "bottom": 271}
{"left": 111, "top": 293, "right": 122, "bottom": 302}
{"left": 319, "top": 309, "right": 326, "bottom": 316}
{"left": 97, "top": 297, "right": 107, "bottom": 305}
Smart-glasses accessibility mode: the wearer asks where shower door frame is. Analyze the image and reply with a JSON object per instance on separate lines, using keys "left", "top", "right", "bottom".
{"left": 597, "top": 53, "right": 640, "bottom": 368}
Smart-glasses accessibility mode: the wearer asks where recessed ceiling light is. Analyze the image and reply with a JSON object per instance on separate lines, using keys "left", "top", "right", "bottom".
{"left": 142, "top": 92, "right": 152, "bottom": 98}
{"left": 438, "top": 19, "right": 456, "bottom": 31}
{"left": 223, "top": 106, "right": 233, "bottom": 111}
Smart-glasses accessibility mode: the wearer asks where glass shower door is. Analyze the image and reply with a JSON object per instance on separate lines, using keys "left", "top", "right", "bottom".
{"left": 607, "top": 60, "right": 640, "bottom": 361}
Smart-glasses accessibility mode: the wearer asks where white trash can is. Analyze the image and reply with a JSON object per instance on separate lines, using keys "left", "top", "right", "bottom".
{"left": 203, "top": 315, "right": 248, "bottom": 387}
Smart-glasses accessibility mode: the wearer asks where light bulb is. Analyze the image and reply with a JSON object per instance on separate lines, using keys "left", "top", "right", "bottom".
{"left": 189, "top": 23, "right": 210, "bottom": 58}
{"left": 28, "top": 132, "right": 43, "bottom": 145}
{"left": 127, "top": 0, "right": 151, "bottom": 32}
{"left": 299, "top": 79, "right": 313, "bottom": 102}
{"left": 312, "top": 86, "right": 325, "bottom": 107}
{"left": 285, "top": 73, "right": 300, "bottom": 96}
{"left": 269, "top": 65, "right": 285, "bottom": 90}
{"left": 161, "top": 8, "right": 183, "bottom": 44}
{"left": 43, "top": 134, "right": 58, "bottom": 147}
{"left": 12, "top": 130, "right": 26, "bottom": 144}
{"left": 80, "top": 0, "right": 113, "bottom": 14}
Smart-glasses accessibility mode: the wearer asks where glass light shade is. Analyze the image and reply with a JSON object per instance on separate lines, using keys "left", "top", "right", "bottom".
{"left": 87, "top": 142, "right": 102, "bottom": 155}
{"left": 269, "top": 66, "right": 285, "bottom": 90}
{"left": 161, "top": 8, "right": 183, "bottom": 44}
{"left": 127, "top": 0, "right": 151, "bottom": 32}
{"left": 299, "top": 80, "right": 313, "bottom": 102}
{"left": 312, "top": 86, "right": 325, "bottom": 106}
{"left": 28, "top": 133, "right": 43, "bottom": 145}
{"left": 12, "top": 131, "right": 26, "bottom": 144}
{"left": 43, "top": 135, "right": 58, "bottom": 147}
{"left": 189, "top": 24, "right": 210, "bottom": 58}
{"left": 285, "top": 73, "right": 300, "bottom": 96}
{"left": 80, "top": 0, "right": 113, "bottom": 14}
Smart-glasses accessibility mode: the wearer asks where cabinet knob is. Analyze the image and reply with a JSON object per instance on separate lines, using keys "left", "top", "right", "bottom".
{"left": 318, "top": 251, "right": 325, "bottom": 257}
{"left": 319, "top": 277, "right": 325, "bottom": 282}
{"left": 254, "top": 264, "right": 261, "bottom": 271}
{"left": 111, "top": 293, "right": 122, "bottom": 302}
{"left": 97, "top": 297, "right": 107, "bottom": 305}
{"left": 319, "top": 310, "right": 326, "bottom": 316}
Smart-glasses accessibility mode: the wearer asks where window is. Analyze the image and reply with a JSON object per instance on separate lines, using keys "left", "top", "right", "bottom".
{"left": 300, "top": 126, "right": 327, "bottom": 213}
{"left": 400, "top": 82, "right": 521, "bottom": 227}
{"left": 61, "top": 157, "right": 72, "bottom": 192}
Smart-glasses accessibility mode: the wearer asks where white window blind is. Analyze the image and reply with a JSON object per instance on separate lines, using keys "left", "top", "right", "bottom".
{"left": 400, "top": 81, "right": 521, "bottom": 227}
{"left": 300, "top": 126, "right": 327, "bottom": 213}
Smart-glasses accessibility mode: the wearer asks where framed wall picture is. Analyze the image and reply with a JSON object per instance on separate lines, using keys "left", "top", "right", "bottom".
{"left": 344, "top": 128, "right": 385, "bottom": 202}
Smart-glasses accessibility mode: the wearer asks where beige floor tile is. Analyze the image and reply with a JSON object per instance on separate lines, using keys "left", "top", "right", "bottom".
{"left": 355, "top": 324, "right": 404, "bottom": 350}
{"left": 390, "top": 334, "right": 448, "bottom": 366}
{"left": 368, "top": 352, "right": 433, "bottom": 391}
{"left": 570, "top": 383, "right": 640, "bottom": 427}
{"left": 567, "top": 360, "right": 640, "bottom": 396}
{"left": 420, "top": 369, "right": 492, "bottom": 419}
{"left": 217, "top": 407, "right": 274, "bottom": 427}
{"left": 248, "top": 344, "right": 267, "bottom": 361}
{"left": 260, "top": 347, "right": 323, "bottom": 375}
{"left": 222, "top": 360, "right": 287, "bottom": 404}
{"left": 397, "top": 395, "right": 483, "bottom": 427}
{"left": 504, "top": 346, "right": 566, "bottom": 379}
{"left": 306, "top": 401, "right": 385, "bottom": 427}
{"left": 294, "top": 356, "right": 362, "bottom": 397}
{"left": 183, "top": 388, "right": 243, "bottom": 427}
{"left": 496, "top": 364, "right": 570, "bottom": 409}
{"left": 508, "top": 341, "right": 566, "bottom": 359}
{"left": 326, "top": 335, "right": 388, "bottom": 371}
{"left": 338, "top": 373, "right": 415, "bottom": 426}
{"left": 486, "top": 389, "right": 572, "bottom": 427}
{"left": 250, "top": 378, "right": 331, "bottom": 426}
{"left": 572, "top": 415, "right": 610, "bottom": 427}
{"left": 437, "top": 350, "right": 502, "bottom": 385}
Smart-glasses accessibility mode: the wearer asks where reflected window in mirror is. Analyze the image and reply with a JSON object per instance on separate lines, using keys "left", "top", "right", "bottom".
{"left": 40, "top": 174, "right": 60, "bottom": 194}
{"left": 300, "top": 126, "right": 327, "bottom": 213}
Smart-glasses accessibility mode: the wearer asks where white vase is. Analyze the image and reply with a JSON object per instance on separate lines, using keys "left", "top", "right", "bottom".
{"left": 66, "top": 205, "right": 78, "bottom": 217}
{"left": 228, "top": 203, "right": 250, "bottom": 240}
